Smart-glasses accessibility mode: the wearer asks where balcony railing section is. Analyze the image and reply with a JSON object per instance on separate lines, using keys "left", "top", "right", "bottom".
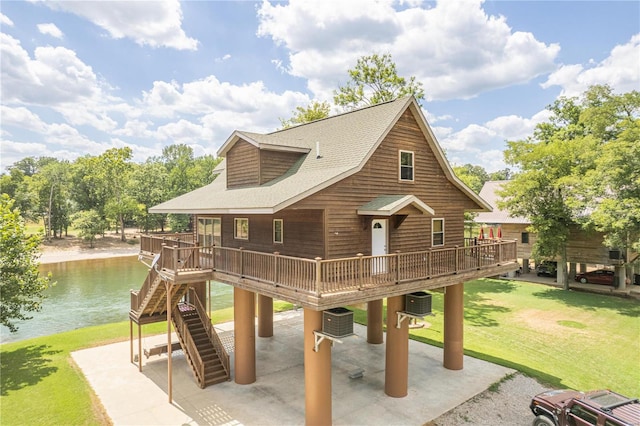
{"left": 140, "top": 235, "right": 517, "bottom": 298}
{"left": 140, "top": 232, "right": 194, "bottom": 255}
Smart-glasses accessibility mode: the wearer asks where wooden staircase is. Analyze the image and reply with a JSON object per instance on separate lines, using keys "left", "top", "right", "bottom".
{"left": 173, "top": 290, "right": 230, "bottom": 388}
{"left": 130, "top": 253, "right": 230, "bottom": 388}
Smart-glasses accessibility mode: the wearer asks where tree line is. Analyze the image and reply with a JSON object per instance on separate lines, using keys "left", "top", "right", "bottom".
{"left": 0, "top": 144, "right": 220, "bottom": 245}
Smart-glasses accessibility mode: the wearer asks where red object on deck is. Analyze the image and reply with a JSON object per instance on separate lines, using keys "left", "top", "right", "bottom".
{"left": 478, "top": 227, "right": 484, "bottom": 240}
{"left": 497, "top": 227, "right": 502, "bottom": 239}
{"left": 489, "top": 227, "right": 494, "bottom": 239}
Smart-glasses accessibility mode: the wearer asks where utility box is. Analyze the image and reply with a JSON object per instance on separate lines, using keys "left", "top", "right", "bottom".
{"left": 405, "top": 291, "right": 432, "bottom": 316}
{"left": 322, "top": 307, "right": 353, "bottom": 337}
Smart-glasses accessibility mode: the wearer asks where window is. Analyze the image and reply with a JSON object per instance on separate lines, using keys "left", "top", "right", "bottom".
{"left": 234, "top": 218, "right": 249, "bottom": 240}
{"left": 198, "top": 217, "right": 221, "bottom": 247}
{"left": 399, "top": 150, "right": 414, "bottom": 181}
{"left": 273, "top": 219, "right": 283, "bottom": 244}
{"left": 569, "top": 404, "right": 598, "bottom": 425}
{"left": 432, "top": 218, "right": 444, "bottom": 246}
{"left": 521, "top": 232, "right": 529, "bottom": 244}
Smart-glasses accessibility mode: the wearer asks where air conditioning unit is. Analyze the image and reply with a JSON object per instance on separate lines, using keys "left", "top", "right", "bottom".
{"left": 322, "top": 307, "right": 353, "bottom": 338}
{"left": 405, "top": 291, "right": 432, "bottom": 316}
{"left": 609, "top": 250, "right": 624, "bottom": 260}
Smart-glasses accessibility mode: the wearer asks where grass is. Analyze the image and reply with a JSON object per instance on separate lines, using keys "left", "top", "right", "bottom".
{"left": 0, "top": 302, "right": 293, "bottom": 425}
{"left": 2, "top": 281, "right": 639, "bottom": 425}
{"left": 354, "top": 278, "right": 640, "bottom": 396}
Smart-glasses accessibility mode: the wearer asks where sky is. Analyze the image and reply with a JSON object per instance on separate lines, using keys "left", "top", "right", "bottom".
{"left": 1, "top": 0, "right": 639, "bottom": 173}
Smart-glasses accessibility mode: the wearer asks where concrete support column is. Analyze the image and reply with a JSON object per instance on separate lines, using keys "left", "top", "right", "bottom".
{"left": 443, "top": 283, "right": 464, "bottom": 370}
{"left": 384, "top": 295, "right": 408, "bottom": 397}
{"left": 257, "top": 294, "right": 273, "bottom": 338}
{"left": 569, "top": 263, "right": 577, "bottom": 280}
{"left": 304, "top": 309, "right": 332, "bottom": 426}
{"left": 579, "top": 263, "right": 587, "bottom": 274}
{"left": 615, "top": 265, "right": 627, "bottom": 290}
{"left": 523, "top": 258, "right": 530, "bottom": 273}
{"left": 367, "top": 299, "right": 384, "bottom": 344}
{"left": 234, "top": 288, "right": 256, "bottom": 384}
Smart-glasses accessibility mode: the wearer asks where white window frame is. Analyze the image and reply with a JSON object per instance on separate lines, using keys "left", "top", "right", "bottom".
{"left": 399, "top": 150, "right": 414, "bottom": 182}
{"left": 432, "top": 218, "right": 444, "bottom": 247}
{"left": 234, "top": 218, "right": 249, "bottom": 240}
{"left": 273, "top": 219, "right": 283, "bottom": 244}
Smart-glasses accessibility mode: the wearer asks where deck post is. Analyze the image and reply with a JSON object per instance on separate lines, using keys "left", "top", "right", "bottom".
{"left": 385, "top": 295, "right": 408, "bottom": 397}
{"left": 257, "top": 294, "right": 273, "bottom": 338}
{"left": 367, "top": 299, "right": 384, "bottom": 344}
{"left": 357, "top": 253, "right": 364, "bottom": 288}
{"left": 314, "top": 257, "right": 322, "bottom": 296}
{"left": 166, "top": 282, "right": 173, "bottom": 403}
{"left": 129, "top": 319, "right": 133, "bottom": 364}
{"left": 234, "top": 287, "right": 256, "bottom": 384}
{"left": 443, "top": 283, "right": 464, "bottom": 370}
{"left": 304, "top": 308, "right": 332, "bottom": 426}
{"left": 137, "top": 322, "right": 142, "bottom": 372}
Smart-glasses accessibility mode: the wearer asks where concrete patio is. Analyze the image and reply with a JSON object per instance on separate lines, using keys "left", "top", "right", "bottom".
{"left": 72, "top": 309, "right": 514, "bottom": 425}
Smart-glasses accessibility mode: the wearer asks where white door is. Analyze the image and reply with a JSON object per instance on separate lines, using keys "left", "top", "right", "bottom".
{"left": 371, "top": 219, "right": 388, "bottom": 274}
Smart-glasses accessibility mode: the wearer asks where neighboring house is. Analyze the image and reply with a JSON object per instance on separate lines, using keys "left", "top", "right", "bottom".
{"left": 475, "top": 180, "right": 637, "bottom": 286}
{"left": 130, "top": 97, "right": 518, "bottom": 424}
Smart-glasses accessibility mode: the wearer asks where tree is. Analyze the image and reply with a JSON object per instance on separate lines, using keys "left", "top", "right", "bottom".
{"left": 0, "top": 194, "right": 52, "bottom": 332}
{"left": 72, "top": 210, "right": 105, "bottom": 248}
{"left": 28, "top": 159, "right": 71, "bottom": 239}
{"left": 98, "top": 148, "right": 134, "bottom": 241}
{"left": 280, "top": 101, "right": 331, "bottom": 128}
{"left": 453, "top": 164, "right": 489, "bottom": 193}
{"left": 500, "top": 85, "right": 640, "bottom": 289}
{"left": 334, "top": 53, "right": 425, "bottom": 110}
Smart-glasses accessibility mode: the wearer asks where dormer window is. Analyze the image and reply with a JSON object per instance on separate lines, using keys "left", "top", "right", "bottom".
{"left": 399, "top": 150, "right": 414, "bottom": 181}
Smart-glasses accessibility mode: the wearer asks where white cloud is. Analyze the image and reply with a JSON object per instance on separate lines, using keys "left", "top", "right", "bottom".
{"left": 42, "top": 0, "right": 198, "bottom": 50}
{"left": 37, "top": 23, "right": 64, "bottom": 39}
{"left": 438, "top": 109, "right": 551, "bottom": 172}
{"left": 0, "top": 106, "right": 49, "bottom": 133}
{"left": 0, "top": 33, "right": 121, "bottom": 131}
{"left": 542, "top": 34, "right": 640, "bottom": 97}
{"left": 1, "top": 13, "right": 14, "bottom": 27}
{"left": 257, "top": 0, "right": 560, "bottom": 101}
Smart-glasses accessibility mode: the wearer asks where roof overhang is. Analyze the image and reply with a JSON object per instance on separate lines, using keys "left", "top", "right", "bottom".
{"left": 357, "top": 195, "right": 435, "bottom": 216}
{"left": 218, "top": 131, "right": 310, "bottom": 157}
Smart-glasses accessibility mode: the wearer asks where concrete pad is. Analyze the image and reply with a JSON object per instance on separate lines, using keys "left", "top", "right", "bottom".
{"left": 72, "top": 310, "right": 513, "bottom": 425}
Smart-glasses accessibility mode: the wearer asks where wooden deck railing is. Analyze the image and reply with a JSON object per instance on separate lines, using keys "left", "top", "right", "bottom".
{"left": 140, "top": 235, "right": 517, "bottom": 297}
{"left": 140, "top": 233, "right": 194, "bottom": 255}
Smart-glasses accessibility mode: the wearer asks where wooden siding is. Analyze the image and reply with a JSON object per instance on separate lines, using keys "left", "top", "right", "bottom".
{"left": 260, "top": 150, "right": 303, "bottom": 184}
{"left": 211, "top": 210, "right": 325, "bottom": 260}
{"left": 292, "top": 109, "right": 474, "bottom": 259}
{"left": 226, "top": 140, "right": 260, "bottom": 188}
{"left": 499, "top": 223, "right": 616, "bottom": 265}
{"left": 499, "top": 224, "right": 535, "bottom": 259}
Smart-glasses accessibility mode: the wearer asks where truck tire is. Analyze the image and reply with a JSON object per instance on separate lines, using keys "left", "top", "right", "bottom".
{"left": 533, "top": 414, "right": 555, "bottom": 426}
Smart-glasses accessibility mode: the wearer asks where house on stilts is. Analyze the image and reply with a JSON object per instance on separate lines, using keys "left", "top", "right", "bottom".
{"left": 128, "top": 96, "right": 518, "bottom": 424}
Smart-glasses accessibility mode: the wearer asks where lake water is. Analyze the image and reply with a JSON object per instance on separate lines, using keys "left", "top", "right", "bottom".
{"left": 1, "top": 256, "right": 234, "bottom": 343}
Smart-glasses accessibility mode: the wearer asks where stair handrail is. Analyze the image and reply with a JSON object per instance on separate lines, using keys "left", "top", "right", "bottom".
{"left": 131, "top": 252, "right": 163, "bottom": 314}
{"left": 173, "top": 304, "right": 205, "bottom": 387}
{"left": 188, "top": 288, "right": 230, "bottom": 378}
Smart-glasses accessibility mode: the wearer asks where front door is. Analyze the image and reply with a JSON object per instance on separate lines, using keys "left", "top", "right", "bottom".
{"left": 371, "top": 219, "right": 388, "bottom": 274}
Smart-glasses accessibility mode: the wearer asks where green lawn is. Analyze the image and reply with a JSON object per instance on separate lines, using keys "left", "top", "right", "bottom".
{"left": 0, "top": 303, "right": 291, "bottom": 425}
{"left": 2, "top": 281, "right": 639, "bottom": 425}
{"left": 354, "top": 279, "right": 640, "bottom": 396}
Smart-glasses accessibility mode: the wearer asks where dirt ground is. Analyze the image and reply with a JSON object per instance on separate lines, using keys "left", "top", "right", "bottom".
{"left": 38, "top": 229, "right": 140, "bottom": 263}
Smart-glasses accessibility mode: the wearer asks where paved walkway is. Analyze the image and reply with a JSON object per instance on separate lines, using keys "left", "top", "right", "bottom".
{"left": 72, "top": 310, "right": 514, "bottom": 425}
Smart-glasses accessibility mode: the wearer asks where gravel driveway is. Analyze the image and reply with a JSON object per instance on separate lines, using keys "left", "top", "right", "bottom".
{"left": 428, "top": 373, "right": 550, "bottom": 425}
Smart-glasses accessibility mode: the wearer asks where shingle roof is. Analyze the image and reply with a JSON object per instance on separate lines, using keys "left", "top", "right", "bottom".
{"left": 150, "top": 97, "right": 490, "bottom": 214}
{"left": 474, "top": 180, "right": 530, "bottom": 224}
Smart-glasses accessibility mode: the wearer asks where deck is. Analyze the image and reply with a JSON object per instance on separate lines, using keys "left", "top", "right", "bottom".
{"left": 139, "top": 234, "right": 518, "bottom": 310}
